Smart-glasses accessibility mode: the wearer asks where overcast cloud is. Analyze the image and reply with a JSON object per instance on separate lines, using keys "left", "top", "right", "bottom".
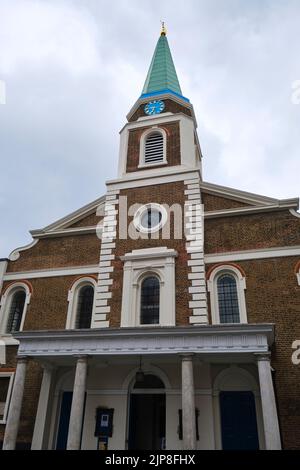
{"left": 0, "top": 0, "right": 299, "bottom": 257}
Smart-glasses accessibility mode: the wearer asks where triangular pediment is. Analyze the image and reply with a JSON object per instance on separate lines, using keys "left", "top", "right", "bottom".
{"left": 30, "top": 195, "right": 105, "bottom": 238}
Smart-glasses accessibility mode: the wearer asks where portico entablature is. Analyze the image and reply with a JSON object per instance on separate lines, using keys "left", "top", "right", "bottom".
{"left": 14, "top": 324, "right": 274, "bottom": 358}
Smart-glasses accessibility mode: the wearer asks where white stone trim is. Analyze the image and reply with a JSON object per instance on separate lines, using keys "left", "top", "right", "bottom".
{"left": 110, "top": 167, "right": 201, "bottom": 191}
{"left": 120, "top": 247, "right": 177, "bottom": 328}
{"left": 207, "top": 265, "right": 247, "bottom": 325}
{"left": 184, "top": 178, "right": 208, "bottom": 325}
{"left": 92, "top": 191, "right": 119, "bottom": 328}
{"left": 31, "top": 196, "right": 106, "bottom": 236}
{"left": 205, "top": 202, "right": 299, "bottom": 219}
{"left": 65, "top": 277, "right": 97, "bottom": 330}
{"left": 0, "top": 372, "right": 15, "bottom": 424}
{"left": 200, "top": 181, "right": 280, "bottom": 206}
{"left": 3, "top": 265, "right": 99, "bottom": 281}
{"left": 138, "top": 127, "right": 167, "bottom": 168}
{"left": 14, "top": 324, "right": 274, "bottom": 357}
{"left": 31, "top": 227, "right": 100, "bottom": 239}
{"left": 9, "top": 239, "right": 39, "bottom": 261}
{"left": 133, "top": 203, "right": 168, "bottom": 234}
{"left": 204, "top": 245, "right": 300, "bottom": 264}
{"left": 0, "top": 282, "right": 31, "bottom": 334}
{"left": 290, "top": 209, "right": 300, "bottom": 218}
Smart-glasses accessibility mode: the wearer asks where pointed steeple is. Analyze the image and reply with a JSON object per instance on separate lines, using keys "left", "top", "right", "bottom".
{"left": 140, "top": 26, "right": 189, "bottom": 102}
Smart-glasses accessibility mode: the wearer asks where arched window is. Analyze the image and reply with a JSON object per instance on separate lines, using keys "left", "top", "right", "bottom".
{"left": 75, "top": 285, "right": 94, "bottom": 329}
{"left": 217, "top": 274, "right": 240, "bottom": 323}
{"left": 207, "top": 265, "right": 247, "bottom": 325}
{"left": 139, "top": 129, "right": 167, "bottom": 167}
{"left": 145, "top": 132, "right": 164, "bottom": 164}
{"left": 65, "top": 277, "right": 96, "bottom": 330}
{"left": 140, "top": 276, "right": 160, "bottom": 325}
{"left": 0, "top": 283, "right": 31, "bottom": 335}
{"left": 6, "top": 290, "right": 26, "bottom": 333}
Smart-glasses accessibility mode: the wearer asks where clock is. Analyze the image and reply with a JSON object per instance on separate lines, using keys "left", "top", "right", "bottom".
{"left": 144, "top": 100, "right": 165, "bottom": 116}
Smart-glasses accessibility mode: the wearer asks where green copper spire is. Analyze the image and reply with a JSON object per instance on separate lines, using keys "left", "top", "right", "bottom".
{"left": 141, "top": 28, "right": 188, "bottom": 101}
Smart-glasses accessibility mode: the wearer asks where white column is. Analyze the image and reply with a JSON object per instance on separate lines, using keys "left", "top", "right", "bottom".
{"left": 31, "top": 364, "right": 56, "bottom": 450}
{"left": 256, "top": 354, "right": 281, "bottom": 450}
{"left": 3, "top": 356, "right": 28, "bottom": 450}
{"left": 66, "top": 356, "right": 88, "bottom": 450}
{"left": 181, "top": 354, "right": 196, "bottom": 450}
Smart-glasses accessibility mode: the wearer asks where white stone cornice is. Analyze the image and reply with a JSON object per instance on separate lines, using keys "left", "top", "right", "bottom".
{"left": 120, "top": 247, "right": 177, "bottom": 262}
{"left": 205, "top": 202, "right": 299, "bottom": 219}
{"left": 3, "top": 265, "right": 99, "bottom": 281}
{"left": 205, "top": 245, "right": 300, "bottom": 264}
{"left": 14, "top": 324, "right": 274, "bottom": 357}
{"left": 108, "top": 167, "right": 200, "bottom": 190}
{"left": 200, "top": 181, "right": 280, "bottom": 206}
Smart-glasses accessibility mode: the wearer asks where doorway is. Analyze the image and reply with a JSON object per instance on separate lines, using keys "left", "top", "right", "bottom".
{"left": 55, "top": 391, "right": 86, "bottom": 450}
{"left": 220, "top": 391, "right": 259, "bottom": 450}
{"left": 56, "top": 391, "right": 73, "bottom": 450}
{"left": 128, "top": 374, "right": 166, "bottom": 450}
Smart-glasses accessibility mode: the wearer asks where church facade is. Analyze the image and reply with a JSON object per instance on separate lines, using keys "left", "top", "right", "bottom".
{"left": 0, "top": 29, "right": 300, "bottom": 451}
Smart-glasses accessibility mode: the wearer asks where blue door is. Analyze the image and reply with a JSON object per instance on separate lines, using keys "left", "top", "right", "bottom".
{"left": 56, "top": 392, "right": 73, "bottom": 450}
{"left": 220, "top": 391, "right": 259, "bottom": 450}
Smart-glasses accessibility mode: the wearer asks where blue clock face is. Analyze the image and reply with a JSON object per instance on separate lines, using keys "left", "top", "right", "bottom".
{"left": 144, "top": 100, "right": 165, "bottom": 116}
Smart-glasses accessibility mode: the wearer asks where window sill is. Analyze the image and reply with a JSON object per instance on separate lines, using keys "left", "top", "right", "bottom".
{"left": 138, "top": 161, "right": 168, "bottom": 169}
{"left": 0, "top": 335, "right": 20, "bottom": 346}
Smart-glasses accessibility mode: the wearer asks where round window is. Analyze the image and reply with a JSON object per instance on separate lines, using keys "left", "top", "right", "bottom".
{"left": 134, "top": 204, "right": 167, "bottom": 233}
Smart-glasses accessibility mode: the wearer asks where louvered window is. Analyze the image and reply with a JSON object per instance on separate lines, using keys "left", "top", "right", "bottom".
{"left": 144, "top": 132, "right": 164, "bottom": 164}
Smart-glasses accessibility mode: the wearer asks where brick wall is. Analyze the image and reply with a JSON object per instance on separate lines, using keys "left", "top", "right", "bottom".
{"left": 205, "top": 210, "right": 300, "bottom": 253}
{"left": 0, "top": 347, "right": 42, "bottom": 448}
{"left": 2, "top": 275, "right": 100, "bottom": 331}
{"left": 202, "top": 192, "right": 251, "bottom": 211}
{"left": 206, "top": 256, "right": 300, "bottom": 449}
{"left": 109, "top": 181, "right": 192, "bottom": 326}
{"left": 6, "top": 233, "right": 101, "bottom": 273}
{"left": 126, "top": 122, "right": 181, "bottom": 173}
{"left": 69, "top": 212, "right": 102, "bottom": 228}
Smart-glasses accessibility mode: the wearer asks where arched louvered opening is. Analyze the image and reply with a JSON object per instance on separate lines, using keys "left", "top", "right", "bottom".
{"left": 217, "top": 274, "right": 240, "bottom": 323}
{"left": 144, "top": 132, "right": 164, "bottom": 164}
{"left": 140, "top": 276, "right": 160, "bottom": 325}
{"left": 75, "top": 285, "right": 94, "bottom": 329}
{"left": 6, "top": 290, "right": 26, "bottom": 333}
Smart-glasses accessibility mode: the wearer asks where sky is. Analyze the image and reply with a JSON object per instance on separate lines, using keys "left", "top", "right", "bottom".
{"left": 0, "top": 0, "right": 299, "bottom": 257}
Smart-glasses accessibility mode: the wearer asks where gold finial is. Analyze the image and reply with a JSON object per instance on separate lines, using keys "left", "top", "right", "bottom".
{"left": 161, "top": 21, "right": 167, "bottom": 36}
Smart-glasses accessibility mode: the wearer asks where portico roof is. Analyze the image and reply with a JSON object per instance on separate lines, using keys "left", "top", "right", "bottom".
{"left": 13, "top": 324, "right": 275, "bottom": 360}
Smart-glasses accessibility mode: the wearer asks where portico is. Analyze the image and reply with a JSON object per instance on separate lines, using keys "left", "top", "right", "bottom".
{"left": 2, "top": 324, "right": 281, "bottom": 450}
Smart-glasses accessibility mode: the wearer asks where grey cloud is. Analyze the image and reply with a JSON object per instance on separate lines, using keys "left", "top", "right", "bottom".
{"left": 0, "top": 0, "right": 299, "bottom": 256}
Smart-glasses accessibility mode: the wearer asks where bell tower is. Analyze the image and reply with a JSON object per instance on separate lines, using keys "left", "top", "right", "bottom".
{"left": 92, "top": 27, "right": 208, "bottom": 329}
{"left": 117, "top": 26, "right": 203, "bottom": 179}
